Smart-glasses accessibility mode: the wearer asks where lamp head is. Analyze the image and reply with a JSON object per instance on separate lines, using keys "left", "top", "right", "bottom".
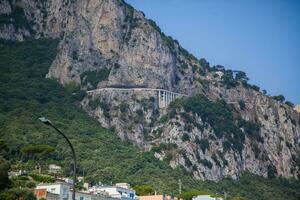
{"left": 38, "top": 117, "right": 52, "bottom": 126}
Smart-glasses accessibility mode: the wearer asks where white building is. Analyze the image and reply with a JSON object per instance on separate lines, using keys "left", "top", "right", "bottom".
{"left": 115, "top": 183, "right": 130, "bottom": 189}
{"left": 192, "top": 195, "right": 223, "bottom": 200}
{"left": 89, "top": 183, "right": 137, "bottom": 200}
{"left": 60, "top": 177, "right": 74, "bottom": 185}
{"left": 49, "top": 164, "right": 62, "bottom": 174}
{"left": 36, "top": 181, "right": 71, "bottom": 200}
{"left": 36, "top": 181, "right": 118, "bottom": 200}
{"left": 294, "top": 105, "right": 300, "bottom": 113}
{"left": 8, "top": 169, "right": 26, "bottom": 178}
{"left": 70, "top": 190, "right": 92, "bottom": 200}
{"left": 70, "top": 190, "right": 119, "bottom": 200}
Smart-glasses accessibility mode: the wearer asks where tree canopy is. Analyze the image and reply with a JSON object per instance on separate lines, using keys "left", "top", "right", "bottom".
{"left": 273, "top": 95, "right": 285, "bottom": 103}
{"left": 21, "top": 144, "right": 55, "bottom": 157}
{"left": 133, "top": 185, "right": 154, "bottom": 196}
{"left": 21, "top": 144, "right": 55, "bottom": 174}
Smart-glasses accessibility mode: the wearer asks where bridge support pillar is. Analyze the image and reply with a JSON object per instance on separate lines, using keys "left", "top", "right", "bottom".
{"left": 157, "top": 90, "right": 183, "bottom": 109}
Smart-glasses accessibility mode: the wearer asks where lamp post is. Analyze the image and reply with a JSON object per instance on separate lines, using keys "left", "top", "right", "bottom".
{"left": 39, "top": 117, "right": 77, "bottom": 200}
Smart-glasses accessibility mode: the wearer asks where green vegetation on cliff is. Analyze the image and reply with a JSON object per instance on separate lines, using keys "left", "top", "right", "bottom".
{"left": 0, "top": 39, "right": 299, "bottom": 200}
{"left": 169, "top": 95, "right": 262, "bottom": 153}
{"left": 0, "top": 6, "right": 32, "bottom": 31}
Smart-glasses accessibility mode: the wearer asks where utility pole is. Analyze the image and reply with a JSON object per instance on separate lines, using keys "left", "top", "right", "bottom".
{"left": 83, "top": 170, "right": 85, "bottom": 182}
{"left": 178, "top": 179, "right": 182, "bottom": 195}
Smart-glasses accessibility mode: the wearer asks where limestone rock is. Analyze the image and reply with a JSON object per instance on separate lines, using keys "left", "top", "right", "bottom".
{"left": 1, "top": 0, "right": 299, "bottom": 181}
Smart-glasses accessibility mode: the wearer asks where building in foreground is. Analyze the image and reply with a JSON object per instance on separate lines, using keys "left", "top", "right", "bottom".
{"left": 36, "top": 181, "right": 135, "bottom": 200}
{"left": 35, "top": 188, "right": 60, "bottom": 200}
{"left": 139, "top": 194, "right": 179, "bottom": 200}
{"left": 192, "top": 195, "right": 223, "bottom": 200}
{"left": 70, "top": 190, "right": 118, "bottom": 200}
{"left": 89, "top": 183, "right": 138, "bottom": 200}
{"left": 36, "top": 181, "right": 71, "bottom": 200}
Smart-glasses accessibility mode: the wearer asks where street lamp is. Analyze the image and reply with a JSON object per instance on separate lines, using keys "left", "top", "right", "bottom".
{"left": 39, "top": 117, "right": 77, "bottom": 200}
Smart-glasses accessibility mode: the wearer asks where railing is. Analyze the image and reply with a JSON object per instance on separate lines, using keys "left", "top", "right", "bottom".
{"left": 86, "top": 88, "right": 269, "bottom": 108}
{"left": 86, "top": 87, "right": 187, "bottom": 108}
{"left": 87, "top": 87, "right": 188, "bottom": 96}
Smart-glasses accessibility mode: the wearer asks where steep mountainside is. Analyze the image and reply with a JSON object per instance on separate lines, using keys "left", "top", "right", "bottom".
{"left": 1, "top": 0, "right": 299, "bottom": 182}
{"left": 1, "top": 39, "right": 300, "bottom": 200}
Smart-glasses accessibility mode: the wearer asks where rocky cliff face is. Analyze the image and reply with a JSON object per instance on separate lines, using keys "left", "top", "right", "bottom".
{"left": 1, "top": 0, "right": 299, "bottom": 181}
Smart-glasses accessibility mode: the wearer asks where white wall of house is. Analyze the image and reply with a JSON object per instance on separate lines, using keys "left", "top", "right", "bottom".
{"left": 70, "top": 190, "right": 121, "bottom": 200}
{"left": 37, "top": 183, "right": 70, "bottom": 200}
{"left": 89, "top": 186, "right": 137, "bottom": 200}
{"left": 49, "top": 164, "right": 62, "bottom": 174}
{"left": 192, "top": 195, "right": 223, "bottom": 200}
{"left": 70, "top": 191, "right": 92, "bottom": 200}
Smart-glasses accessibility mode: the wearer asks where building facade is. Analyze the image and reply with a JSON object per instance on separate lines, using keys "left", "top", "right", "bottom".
{"left": 49, "top": 164, "right": 62, "bottom": 174}
{"left": 70, "top": 190, "right": 119, "bottom": 200}
{"left": 192, "top": 195, "right": 223, "bottom": 200}
{"left": 139, "top": 195, "right": 179, "bottom": 200}
{"left": 89, "top": 183, "right": 137, "bottom": 200}
{"left": 35, "top": 188, "right": 60, "bottom": 200}
{"left": 36, "top": 182, "right": 71, "bottom": 200}
{"left": 294, "top": 105, "right": 300, "bottom": 113}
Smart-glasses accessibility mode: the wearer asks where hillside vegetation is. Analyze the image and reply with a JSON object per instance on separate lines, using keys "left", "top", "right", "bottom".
{"left": 0, "top": 39, "right": 299, "bottom": 200}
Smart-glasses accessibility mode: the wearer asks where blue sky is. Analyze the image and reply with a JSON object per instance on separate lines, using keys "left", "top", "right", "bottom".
{"left": 126, "top": 0, "right": 300, "bottom": 104}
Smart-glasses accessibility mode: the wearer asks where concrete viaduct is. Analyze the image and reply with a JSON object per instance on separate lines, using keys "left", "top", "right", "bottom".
{"left": 86, "top": 87, "right": 188, "bottom": 109}
{"left": 86, "top": 87, "right": 268, "bottom": 109}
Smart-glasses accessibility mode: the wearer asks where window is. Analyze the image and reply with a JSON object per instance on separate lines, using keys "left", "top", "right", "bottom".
{"left": 130, "top": 193, "right": 134, "bottom": 198}
{"left": 62, "top": 187, "right": 68, "bottom": 198}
